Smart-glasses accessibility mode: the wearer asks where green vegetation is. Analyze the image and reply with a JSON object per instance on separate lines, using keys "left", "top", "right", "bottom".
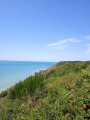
{"left": 9, "top": 73, "right": 44, "bottom": 99}
{"left": 0, "top": 61, "right": 90, "bottom": 120}
{"left": 0, "top": 91, "right": 8, "bottom": 97}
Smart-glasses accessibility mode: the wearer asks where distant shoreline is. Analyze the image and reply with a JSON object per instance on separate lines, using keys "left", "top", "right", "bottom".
{"left": 0, "top": 61, "right": 55, "bottom": 93}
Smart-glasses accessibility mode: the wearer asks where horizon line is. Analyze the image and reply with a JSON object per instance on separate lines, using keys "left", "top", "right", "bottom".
{"left": 0, "top": 59, "right": 90, "bottom": 62}
{"left": 0, "top": 60, "right": 57, "bottom": 63}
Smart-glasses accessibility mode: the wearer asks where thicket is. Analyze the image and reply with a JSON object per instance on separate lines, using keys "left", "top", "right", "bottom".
{"left": 0, "top": 61, "right": 90, "bottom": 120}
{"left": 9, "top": 73, "right": 44, "bottom": 99}
{"left": 29, "top": 69, "right": 90, "bottom": 120}
{"left": 0, "top": 91, "right": 7, "bottom": 97}
{"left": 45, "top": 61, "right": 90, "bottom": 79}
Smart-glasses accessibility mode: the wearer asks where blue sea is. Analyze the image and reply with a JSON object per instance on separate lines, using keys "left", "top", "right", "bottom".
{"left": 0, "top": 61, "right": 55, "bottom": 92}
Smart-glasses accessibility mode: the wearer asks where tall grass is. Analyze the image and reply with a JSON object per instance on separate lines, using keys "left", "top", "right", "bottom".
{"left": 9, "top": 73, "right": 44, "bottom": 99}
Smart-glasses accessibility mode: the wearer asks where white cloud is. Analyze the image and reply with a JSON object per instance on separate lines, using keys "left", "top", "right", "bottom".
{"left": 85, "top": 35, "right": 90, "bottom": 39}
{"left": 47, "top": 39, "right": 67, "bottom": 47}
{"left": 87, "top": 43, "right": 90, "bottom": 53}
{"left": 54, "top": 44, "right": 68, "bottom": 50}
{"left": 47, "top": 38, "right": 82, "bottom": 49}
{"left": 69, "top": 38, "right": 82, "bottom": 43}
{"left": 87, "top": 43, "right": 90, "bottom": 46}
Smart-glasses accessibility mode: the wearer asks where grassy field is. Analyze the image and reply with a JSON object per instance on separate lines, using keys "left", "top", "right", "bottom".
{"left": 0, "top": 61, "right": 90, "bottom": 120}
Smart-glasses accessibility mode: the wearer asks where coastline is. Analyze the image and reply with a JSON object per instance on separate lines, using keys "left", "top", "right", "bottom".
{"left": 0, "top": 65, "right": 54, "bottom": 93}
{"left": 0, "top": 69, "right": 45, "bottom": 93}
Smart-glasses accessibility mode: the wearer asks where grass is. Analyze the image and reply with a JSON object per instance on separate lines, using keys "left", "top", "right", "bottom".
{"left": 0, "top": 61, "right": 90, "bottom": 120}
{"left": 9, "top": 73, "right": 44, "bottom": 99}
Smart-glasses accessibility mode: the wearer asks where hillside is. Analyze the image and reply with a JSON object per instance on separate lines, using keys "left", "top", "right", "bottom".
{"left": 0, "top": 61, "right": 90, "bottom": 120}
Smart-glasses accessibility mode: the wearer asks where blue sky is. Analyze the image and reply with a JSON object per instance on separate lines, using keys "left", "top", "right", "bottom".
{"left": 0, "top": 0, "right": 90, "bottom": 62}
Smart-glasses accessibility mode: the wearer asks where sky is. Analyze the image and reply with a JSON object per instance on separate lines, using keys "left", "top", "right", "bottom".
{"left": 0, "top": 0, "right": 90, "bottom": 62}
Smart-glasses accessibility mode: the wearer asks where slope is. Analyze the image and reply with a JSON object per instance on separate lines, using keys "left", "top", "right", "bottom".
{"left": 0, "top": 61, "right": 90, "bottom": 120}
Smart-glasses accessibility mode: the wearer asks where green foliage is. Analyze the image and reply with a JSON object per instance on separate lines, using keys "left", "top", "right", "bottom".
{"left": 45, "top": 61, "right": 90, "bottom": 79}
{"left": 45, "top": 69, "right": 55, "bottom": 79}
{"left": 0, "top": 61, "right": 90, "bottom": 120}
{"left": 83, "top": 70, "right": 90, "bottom": 79}
{"left": 0, "top": 91, "right": 8, "bottom": 97}
{"left": 9, "top": 73, "right": 44, "bottom": 99}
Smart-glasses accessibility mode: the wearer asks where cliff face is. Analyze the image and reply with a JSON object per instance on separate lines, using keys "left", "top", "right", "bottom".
{"left": 0, "top": 61, "right": 90, "bottom": 120}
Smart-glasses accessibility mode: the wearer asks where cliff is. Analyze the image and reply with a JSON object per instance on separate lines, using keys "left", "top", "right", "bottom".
{"left": 0, "top": 61, "right": 90, "bottom": 120}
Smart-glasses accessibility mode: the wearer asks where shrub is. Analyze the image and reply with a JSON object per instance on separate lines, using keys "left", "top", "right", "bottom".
{"left": 0, "top": 91, "right": 8, "bottom": 97}
{"left": 9, "top": 73, "right": 44, "bottom": 99}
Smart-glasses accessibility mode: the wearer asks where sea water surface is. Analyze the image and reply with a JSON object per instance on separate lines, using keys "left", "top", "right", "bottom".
{"left": 0, "top": 61, "right": 55, "bottom": 92}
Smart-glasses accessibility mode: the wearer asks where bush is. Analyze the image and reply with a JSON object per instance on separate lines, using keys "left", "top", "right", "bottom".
{"left": 9, "top": 73, "right": 44, "bottom": 99}
{"left": 0, "top": 91, "right": 8, "bottom": 97}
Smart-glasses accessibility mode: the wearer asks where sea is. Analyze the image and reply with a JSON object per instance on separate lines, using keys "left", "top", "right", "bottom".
{"left": 0, "top": 61, "right": 55, "bottom": 92}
